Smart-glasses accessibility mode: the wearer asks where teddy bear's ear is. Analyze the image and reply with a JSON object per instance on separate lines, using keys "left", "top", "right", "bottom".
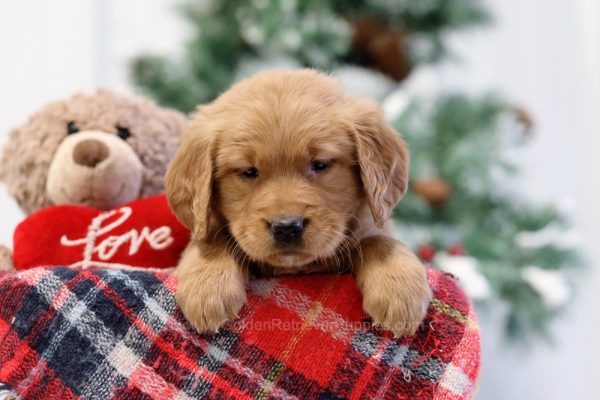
{"left": 167, "top": 110, "right": 189, "bottom": 137}
{"left": 0, "top": 124, "right": 54, "bottom": 215}
{"left": 120, "top": 93, "right": 188, "bottom": 200}
{"left": 165, "top": 111, "right": 214, "bottom": 241}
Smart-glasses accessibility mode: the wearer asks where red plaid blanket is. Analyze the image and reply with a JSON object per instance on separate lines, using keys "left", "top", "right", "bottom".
{"left": 0, "top": 267, "right": 479, "bottom": 399}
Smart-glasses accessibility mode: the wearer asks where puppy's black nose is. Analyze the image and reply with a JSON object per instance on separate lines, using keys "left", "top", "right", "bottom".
{"left": 270, "top": 217, "right": 306, "bottom": 246}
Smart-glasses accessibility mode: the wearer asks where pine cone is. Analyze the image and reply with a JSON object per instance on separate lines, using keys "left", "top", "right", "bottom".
{"left": 367, "top": 30, "right": 412, "bottom": 82}
{"left": 349, "top": 18, "right": 413, "bottom": 82}
{"left": 351, "top": 18, "right": 381, "bottom": 51}
{"left": 514, "top": 106, "right": 535, "bottom": 135}
{"left": 412, "top": 178, "right": 452, "bottom": 207}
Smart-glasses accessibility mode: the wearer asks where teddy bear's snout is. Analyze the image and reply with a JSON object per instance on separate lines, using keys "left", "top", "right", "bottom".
{"left": 73, "top": 139, "right": 110, "bottom": 168}
{"left": 46, "top": 130, "right": 144, "bottom": 210}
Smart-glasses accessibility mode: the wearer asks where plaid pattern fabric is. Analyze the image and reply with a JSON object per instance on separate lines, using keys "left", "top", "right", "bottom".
{"left": 0, "top": 267, "right": 480, "bottom": 399}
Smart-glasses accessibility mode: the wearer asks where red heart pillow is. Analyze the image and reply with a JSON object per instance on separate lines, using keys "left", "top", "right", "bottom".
{"left": 12, "top": 194, "right": 190, "bottom": 271}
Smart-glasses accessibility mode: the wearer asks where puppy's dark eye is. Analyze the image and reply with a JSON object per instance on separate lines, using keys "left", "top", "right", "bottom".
{"left": 241, "top": 167, "right": 259, "bottom": 179}
{"left": 116, "top": 126, "right": 132, "bottom": 140}
{"left": 311, "top": 160, "right": 331, "bottom": 173}
{"left": 67, "top": 121, "right": 79, "bottom": 135}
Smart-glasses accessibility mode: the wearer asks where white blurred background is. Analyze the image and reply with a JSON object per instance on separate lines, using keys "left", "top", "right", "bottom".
{"left": 0, "top": 1, "right": 598, "bottom": 398}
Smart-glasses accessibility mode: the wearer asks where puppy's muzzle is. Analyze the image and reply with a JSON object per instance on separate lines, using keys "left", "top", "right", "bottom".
{"left": 270, "top": 216, "right": 306, "bottom": 246}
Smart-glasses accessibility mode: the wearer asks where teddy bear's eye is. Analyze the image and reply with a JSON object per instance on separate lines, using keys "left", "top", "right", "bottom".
{"left": 116, "top": 126, "right": 132, "bottom": 140}
{"left": 67, "top": 121, "right": 79, "bottom": 135}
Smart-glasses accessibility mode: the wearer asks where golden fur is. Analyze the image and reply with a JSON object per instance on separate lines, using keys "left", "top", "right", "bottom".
{"left": 166, "top": 69, "right": 431, "bottom": 337}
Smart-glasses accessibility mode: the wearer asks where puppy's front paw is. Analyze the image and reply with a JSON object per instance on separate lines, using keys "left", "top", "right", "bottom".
{"left": 176, "top": 270, "right": 247, "bottom": 334}
{"left": 360, "top": 257, "right": 431, "bottom": 337}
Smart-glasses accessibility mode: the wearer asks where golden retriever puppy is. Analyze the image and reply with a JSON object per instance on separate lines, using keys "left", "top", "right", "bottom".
{"left": 166, "top": 69, "right": 431, "bottom": 337}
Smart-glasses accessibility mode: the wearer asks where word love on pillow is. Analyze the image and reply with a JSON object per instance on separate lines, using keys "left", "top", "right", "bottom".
{"left": 12, "top": 195, "right": 190, "bottom": 271}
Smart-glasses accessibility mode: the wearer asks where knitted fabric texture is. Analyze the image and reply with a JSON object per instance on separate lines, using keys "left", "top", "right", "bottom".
{"left": 0, "top": 267, "right": 480, "bottom": 399}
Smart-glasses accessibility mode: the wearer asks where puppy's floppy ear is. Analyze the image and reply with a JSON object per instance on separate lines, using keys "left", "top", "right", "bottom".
{"left": 347, "top": 98, "right": 409, "bottom": 228}
{"left": 165, "top": 110, "right": 214, "bottom": 241}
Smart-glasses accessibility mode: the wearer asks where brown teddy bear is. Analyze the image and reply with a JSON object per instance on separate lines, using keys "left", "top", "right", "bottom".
{"left": 0, "top": 89, "right": 187, "bottom": 269}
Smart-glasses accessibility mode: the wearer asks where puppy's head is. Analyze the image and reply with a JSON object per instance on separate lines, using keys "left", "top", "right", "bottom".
{"left": 166, "top": 70, "right": 408, "bottom": 268}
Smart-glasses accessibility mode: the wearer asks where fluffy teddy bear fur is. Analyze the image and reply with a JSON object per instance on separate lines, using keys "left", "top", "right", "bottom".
{"left": 0, "top": 89, "right": 186, "bottom": 215}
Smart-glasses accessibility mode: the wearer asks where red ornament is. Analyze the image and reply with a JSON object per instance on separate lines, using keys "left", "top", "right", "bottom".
{"left": 447, "top": 244, "right": 466, "bottom": 256}
{"left": 418, "top": 244, "right": 437, "bottom": 262}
